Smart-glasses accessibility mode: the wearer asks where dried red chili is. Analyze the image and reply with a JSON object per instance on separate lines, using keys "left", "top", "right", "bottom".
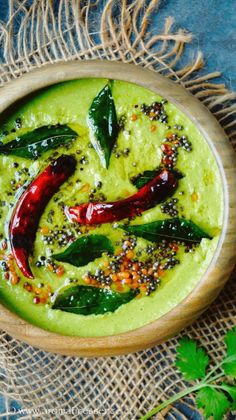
{"left": 66, "top": 169, "right": 178, "bottom": 225}
{"left": 10, "top": 155, "right": 76, "bottom": 279}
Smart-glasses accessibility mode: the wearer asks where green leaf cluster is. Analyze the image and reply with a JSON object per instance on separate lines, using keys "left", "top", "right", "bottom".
{"left": 0, "top": 83, "right": 119, "bottom": 168}
{"left": 141, "top": 327, "right": 236, "bottom": 420}
{"left": 52, "top": 235, "right": 138, "bottom": 316}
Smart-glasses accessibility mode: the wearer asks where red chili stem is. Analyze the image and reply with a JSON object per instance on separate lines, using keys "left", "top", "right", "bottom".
{"left": 10, "top": 155, "right": 76, "bottom": 279}
{"left": 66, "top": 169, "right": 178, "bottom": 225}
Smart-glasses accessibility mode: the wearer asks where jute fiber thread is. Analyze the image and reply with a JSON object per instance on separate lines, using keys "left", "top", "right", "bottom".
{"left": 0, "top": 1, "right": 235, "bottom": 419}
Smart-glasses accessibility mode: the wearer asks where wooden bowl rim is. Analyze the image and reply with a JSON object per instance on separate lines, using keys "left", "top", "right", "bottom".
{"left": 0, "top": 60, "right": 236, "bottom": 357}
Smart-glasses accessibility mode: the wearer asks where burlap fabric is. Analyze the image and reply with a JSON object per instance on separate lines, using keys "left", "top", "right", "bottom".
{"left": 0, "top": 1, "right": 235, "bottom": 419}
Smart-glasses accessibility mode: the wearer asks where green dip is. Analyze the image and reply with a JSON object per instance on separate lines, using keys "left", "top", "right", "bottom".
{"left": 0, "top": 79, "right": 223, "bottom": 337}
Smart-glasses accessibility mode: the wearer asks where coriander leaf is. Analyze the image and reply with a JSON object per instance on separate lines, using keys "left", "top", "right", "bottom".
{"left": 176, "top": 336, "right": 209, "bottom": 380}
{"left": 53, "top": 235, "right": 114, "bottom": 267}
{"left": 0, "top": 124, "right": 77, "bottom": 159}
{"left": 88, "top": 83, "right": 118, "bottom": 168}
{"left": 221, "top": 383, "right": 236, "bottom": 409}
{"left": 52, "top": 285, "right": 137, "bottom": 315}
{"left": 223, "top": 326, "right": 236, "bottom": 378}
{"left": 196, "top": 387, "right": 230, "bottom": 420}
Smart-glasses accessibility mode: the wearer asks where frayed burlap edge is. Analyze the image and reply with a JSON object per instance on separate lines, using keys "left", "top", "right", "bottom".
{"left": 0, "top": 1, "right": 235, "bottom": 419}
{"left": 0, "top": 1, "right": 235, "bottom": 140}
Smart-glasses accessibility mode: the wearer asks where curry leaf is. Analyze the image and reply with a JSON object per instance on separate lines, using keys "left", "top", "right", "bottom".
{"left": 52, "top": 285, "right": 137, "bottom": 315}
{"left": 120, "top": 218, "right": 211, "bottom": 243}
{"left": 88, "top": 83, "right": 118, "bottom": 168}
{"left": 0, "top": 124, "right": 77, "bottom": 159}
{"left": 132, "top": 168, "right": 183, "bottom": 189}
{"left": 176, "top": 337, "right": 209, "bottom": 380}
{"left": 53, "top": 234, "right": 114, "bottom": 267}
{"left": 132, "top": 170, "right": 159, "bottom": 189}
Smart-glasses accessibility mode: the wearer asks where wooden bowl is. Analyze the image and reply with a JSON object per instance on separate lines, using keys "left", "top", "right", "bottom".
{"left": 0, "top": 61, "right": 236, "bottom": 357}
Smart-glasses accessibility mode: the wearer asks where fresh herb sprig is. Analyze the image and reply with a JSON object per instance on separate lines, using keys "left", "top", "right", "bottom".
{"left": 140, "top": 327, "right": 236, "bottom": 420}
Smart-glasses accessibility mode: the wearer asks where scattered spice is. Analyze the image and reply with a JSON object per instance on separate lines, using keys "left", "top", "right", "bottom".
{"left": 113, "top": 147, "right": 130, "bottom": 158}
{"left": 140, "top": 101, "right": 168, "bottom": 123}
{"left": 160, "top": 198, "right": 179, "bottom": 217}
{"left": 118, "top": 115, "right": 127, "bottom": 130}
{"left": 161, "top": 133, "right": 192, "bottom": 169}
{"left": 81, "top": 183, "right": 90, "bottom": 192}
{"left": 33, "top": 297, "right": 41, "bottom": 304}
{"left": 95, "top": 181, "right": 102, "bottom": 189}
{"left": 40, "top": 226, "right": 49, "bottom": 235}
{"left": 2, "top": 254, "right": 20, "bottom": 285}
{"left": 23, "top": 281, "right": 33, "bottom": 292}
{"left": 131, "top": 114, "right": 138, "bottom": 122}
{"left": 23, "top": 279, "right": 52, "bottom": 305}
{"left": 82, "top": 236, "right": 181, "bottom": 296}
{"left": 56, "top": 266, "right": 64, "bottom": 277}
{"left": 150, "top": 125, "right": 157, "bottom": 132}
{"left": 47, "top": 263, "right": 54, "bottom": 272}
{"left": 191, "top": 192, "right": 199, "bottom": 202}
{"left": 79, "top": 155, "right": 89, "bottom": 165}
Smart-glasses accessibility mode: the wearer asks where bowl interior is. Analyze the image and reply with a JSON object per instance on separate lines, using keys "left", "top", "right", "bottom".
{"left": 0, "top": 61, "right": 235, "bottom": 356}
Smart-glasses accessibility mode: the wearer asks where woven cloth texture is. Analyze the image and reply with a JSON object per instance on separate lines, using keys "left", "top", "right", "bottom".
{"left": 0, "top": 1, "right": 236, "bottom": 419}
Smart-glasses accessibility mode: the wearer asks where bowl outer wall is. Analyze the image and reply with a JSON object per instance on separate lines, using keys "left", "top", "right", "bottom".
{"left": 0, "top": 61, "right": 235, "bottom": 356}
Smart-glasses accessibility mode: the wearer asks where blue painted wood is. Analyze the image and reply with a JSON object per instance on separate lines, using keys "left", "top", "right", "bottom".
{"left": 154, "top": 0, "right": 236, "bottom": 91}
